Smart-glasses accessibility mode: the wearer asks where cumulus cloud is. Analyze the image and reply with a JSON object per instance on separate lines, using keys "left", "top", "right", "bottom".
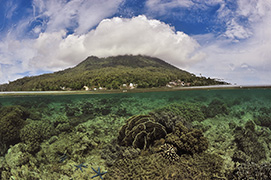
{"left": 0, "top": 15, "right": 203, "bottom": 84}
{"left": 27, "top": 15, "right": 203, "bottom": 71}
{"left": 83, "top": 16, "right": 203, "bottom": 66}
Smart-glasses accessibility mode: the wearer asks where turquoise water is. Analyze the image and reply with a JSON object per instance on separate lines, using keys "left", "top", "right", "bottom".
{"left": 1, "top": 88, "right": 271, "bottom": 179}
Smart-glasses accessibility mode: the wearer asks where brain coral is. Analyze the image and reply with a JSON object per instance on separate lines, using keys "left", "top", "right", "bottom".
{"left": 118, "top": 115, "right": 167, "bottom": 150}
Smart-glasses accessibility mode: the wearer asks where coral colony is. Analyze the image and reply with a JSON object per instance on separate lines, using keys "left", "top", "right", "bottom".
{"left": 2, "top": 89, "right": 271, "bottom": 179}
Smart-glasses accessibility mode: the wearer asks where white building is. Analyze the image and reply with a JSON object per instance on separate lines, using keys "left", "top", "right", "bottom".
{"left": 83, "top": 86, "right": 89, "bottom": 91}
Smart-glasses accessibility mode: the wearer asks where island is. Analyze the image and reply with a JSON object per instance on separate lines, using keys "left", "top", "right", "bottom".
{"left": 0, "top": 55, "right": 228, "bottom": 91}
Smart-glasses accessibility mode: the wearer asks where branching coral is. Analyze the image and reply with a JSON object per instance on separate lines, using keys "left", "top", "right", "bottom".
{"left": 166, "top": 122, "right": 208, "bottom": 154}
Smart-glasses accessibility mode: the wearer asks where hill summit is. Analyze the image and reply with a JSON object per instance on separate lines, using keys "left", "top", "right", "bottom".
{"left": 0, "top": 55, "right": 227, "bottom": 91}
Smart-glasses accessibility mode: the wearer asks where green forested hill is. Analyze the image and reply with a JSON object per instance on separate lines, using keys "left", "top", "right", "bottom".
{"left": 0, "top": 55, "right": 227, "bottom": 91}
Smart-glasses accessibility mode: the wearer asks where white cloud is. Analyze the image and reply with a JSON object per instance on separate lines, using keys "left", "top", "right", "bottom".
{"left": 32, "top": 0, "right": 123, "bottom": 34}
{"left": 83, "top": 16, "right": 202, "bottom": 67}
{"left": 0, "top": 37, "right": 36, "bottom": 81}
{"left": 236, "top": 0, "right": 271, "bottom": 22}
{"left": 189, "top": 0, "right": 271, "bottom": 85}
{"left": 215, "top": 0, "right": 271, "bottom": 41}
{"left": 0, "top": 15, "right": 203, "bottom": 84}
{"left": 145, "top": 0, "right": 268, "bottom": 43}
{"left": 32, "top": 15, "right": 203, "bottom": 69}
{"left": 224, "top": 19, "right": 252, "bottom": 40}
{"left": 5, "top": 1, "right": 18, "bottom": 19}
{"left": 146, "top": 0, "right": 194, "bottom": 15}
{"left": 145, "top": 0, "right": 225, "bottom": 16}
{"left": 0, "top": 0, "right": 124, "bottom": 83}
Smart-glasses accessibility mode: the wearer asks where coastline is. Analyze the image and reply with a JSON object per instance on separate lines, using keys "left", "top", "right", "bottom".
{"left": 0, "top": 84, "right": 271, "bottom": 96}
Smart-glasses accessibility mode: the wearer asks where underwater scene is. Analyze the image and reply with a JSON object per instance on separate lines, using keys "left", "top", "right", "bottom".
{"left": 1, "top": 88, "right": 271, "bottom": 180}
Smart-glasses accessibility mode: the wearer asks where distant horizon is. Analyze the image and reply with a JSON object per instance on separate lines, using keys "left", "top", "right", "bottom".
{"left": 1, "top": 0, "right": 271, "bottom": 85}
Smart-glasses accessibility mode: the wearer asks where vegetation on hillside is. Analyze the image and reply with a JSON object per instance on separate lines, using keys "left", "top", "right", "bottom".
{"left": 0, "top": 55, "right": 227, "bottom": 91}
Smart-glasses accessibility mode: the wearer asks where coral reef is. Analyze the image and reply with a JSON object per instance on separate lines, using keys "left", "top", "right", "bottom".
{"left": 65, "top": 104, "right": 81, "bottom": 117}
{"left": 38, "top": 131, "right": 97, "bottom": 164}
{"left": 165, "top": 122, "right": 208, "bottom": 154}
{"left": 105, "top": 152, "right": 224, "bottom": 179}
{"left": 52, "top": 115, "right": 72, "bottom": 132}
{"left": 1, "top": 122, "right": 107, "bottom": 180}
{"left": 65, "top": 101, "right": 112, "bottom": 118}
{"left": 149, "top": 107, "right": 191, "bottom": 133}
{"left": 4, "top": 143, "right": 35, "bottom": 170}
{"left": 2, "top": 87, "right": 271, "bottom": 179}
{"left": 0, "top": 106, "right": 30, "bottom": 155}
{"left": 233, "top": 120, "right": 266, "bottom": 163}
{"left": 117, "top": 115, "right": 167, "bottom": 150}
{"left": 202, "top": 99, "right": 229, "bottom": 118}
{"left": 150, "top": 103, "right": 205, "bottom": 131}
{"left": 254, "top": 107, "right": 271, "bottom": 128}
{"left": 101, "top": 139, "right": 141, "bottom": 166}
{"left": 230, "top": 162, "right": 271, "bottom": 179}
{"left": 20, "top": 120, "right": 56, "bottom": 153}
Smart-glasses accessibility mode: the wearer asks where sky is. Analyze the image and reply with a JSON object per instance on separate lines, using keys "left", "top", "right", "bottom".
{"left": 0, "top": 0, "right": 271, "bottom": 85}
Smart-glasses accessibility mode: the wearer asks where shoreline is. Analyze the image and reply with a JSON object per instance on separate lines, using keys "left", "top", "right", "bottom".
{"left": 0, "top": 84, "right": 271, "bottom": 96}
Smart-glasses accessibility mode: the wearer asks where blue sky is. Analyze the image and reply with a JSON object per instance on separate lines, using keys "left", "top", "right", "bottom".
{"left": 0, "top": 0, "right": 271, "bottom": 85}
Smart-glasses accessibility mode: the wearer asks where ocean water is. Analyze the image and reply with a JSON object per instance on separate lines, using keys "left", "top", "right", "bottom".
{"left": 0, "top": 88, "right": 271, "bottom": 179}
